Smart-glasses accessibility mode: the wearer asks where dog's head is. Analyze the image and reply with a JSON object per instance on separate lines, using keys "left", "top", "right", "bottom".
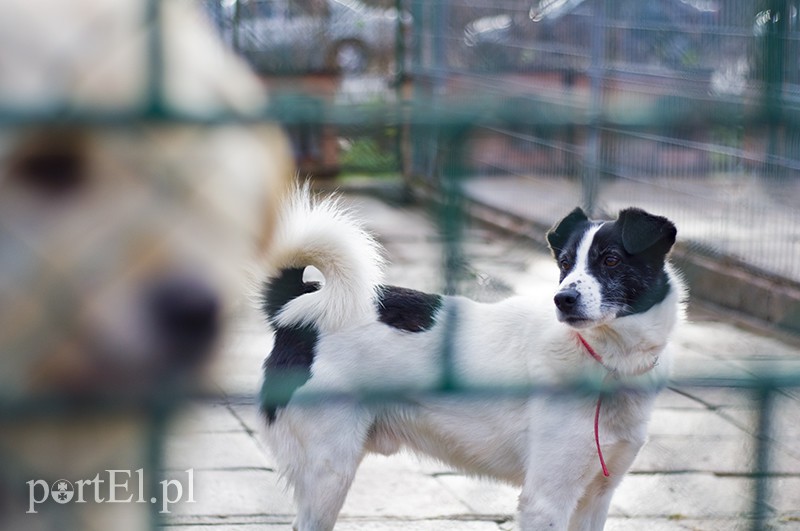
{"left": 0, "top": 1, "right": 293, "bottom": 397}
{"left": 547, "top": 207, "right": 677, "bottom": 329}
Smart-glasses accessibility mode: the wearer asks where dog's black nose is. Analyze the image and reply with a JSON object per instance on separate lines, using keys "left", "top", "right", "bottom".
{"left": 148, "top": 275, "right": 221, "bottom": 365}
{"left": 554, "top": 288, "right": 580, "bottom": 312}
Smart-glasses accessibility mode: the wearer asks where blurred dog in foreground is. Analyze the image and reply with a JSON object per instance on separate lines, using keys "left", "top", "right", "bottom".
{"left": 0, "top": 1, "right": 292, "bottom": 529}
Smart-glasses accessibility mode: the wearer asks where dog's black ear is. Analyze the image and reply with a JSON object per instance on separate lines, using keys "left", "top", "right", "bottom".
{"left": 547, "top": 207, "right": 589, "bottom": 257}
{"left": 618, "top": 208, "right": 677, "bottom": 256}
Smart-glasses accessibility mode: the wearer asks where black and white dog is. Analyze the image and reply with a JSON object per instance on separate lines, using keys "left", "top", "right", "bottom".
{"left": 260, "top": 187, "right": 684, "bottom": 531}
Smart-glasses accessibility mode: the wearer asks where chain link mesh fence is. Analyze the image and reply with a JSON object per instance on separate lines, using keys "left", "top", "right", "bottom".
{"left": 2, "top": 0, "right": 799, "bottom": 529}
{"left": 401, "top": 1, "right": 800, "bottom": 528}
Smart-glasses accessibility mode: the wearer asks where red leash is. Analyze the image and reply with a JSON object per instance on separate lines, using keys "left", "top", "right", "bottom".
{"left": 577, "top": 334, "right": 611, "bottom": 478}
{"left": 577, "top": 333, "right": 604, "bottom": 366}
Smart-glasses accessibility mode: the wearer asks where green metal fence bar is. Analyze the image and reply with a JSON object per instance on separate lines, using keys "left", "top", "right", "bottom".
{"left": 146, "top": 400, "right": 173, "bottom": 531}
{"left": 145, "top": 0, "right": 165, "bottom": 117}
{"left": 751, "top": 387, "right": 775, "bottom": 531}
{"left": 2, "top": 93, "right": 800, "bottom": 129}
{"left": 582, "top": 0, "right": 608, "bottom": 215}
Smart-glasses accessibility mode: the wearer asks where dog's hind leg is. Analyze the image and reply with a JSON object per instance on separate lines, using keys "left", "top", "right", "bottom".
{"left": 270, "top": 405, "right": 371, "bottom": 531}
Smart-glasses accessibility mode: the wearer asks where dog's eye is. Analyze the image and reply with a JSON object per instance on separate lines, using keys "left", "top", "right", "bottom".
{"left": 559, "top": 258, "right": 572, "bottom": 271}
{"left": 8, "top": 135, "right": 88, "bottom": 198}
{"left": 603, "top": 254, "right": 621, "bottom": 268}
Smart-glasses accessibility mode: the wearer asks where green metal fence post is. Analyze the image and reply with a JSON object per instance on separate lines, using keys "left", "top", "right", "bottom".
{"left": 582, "top": 0, "right": 608, "bottom": 216}
{"left": 751, "top": 386, "right": 775, "bottom": 531}
{"left": 147, "top": 402, "right": 172, "bottom": 530}
{"left": 232, "top": 0, "right": 241, "bottom": 54}
{"left": 145, "top": 0, "right": 165, "bottom": 118}
{"left": 763, "top": 0, "right": 788, "bottom": 178}
{"left": 438, "top": 125, "right": 469, "bottom": 393}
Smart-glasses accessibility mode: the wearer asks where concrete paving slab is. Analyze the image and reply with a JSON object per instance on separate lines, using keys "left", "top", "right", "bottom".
{"left": 670, "top": 349, "right": 753, "bottom": 381}
{"left": 648, "top": 409, "right": 751, "bottom": 438}
{"left": 213, "top": 354, "right": 265, "bottom": 396}
{"left": 433, "top": 474, "right": 518, "bottom": 516}
{"left": 606, "top": 516, "right": 754, "bottom": 530}
{"left": 610, "top": 473, "right": 753, "bottom": 519}
{"left": 633, "top": 436, "right": 754, "bottom": 474}
{"left": 228, "top": 404, "right": 266, "bottom": 439}
{"left": 166, "top": 469, "right": 293, "bottom": 519}
{"left": 164, "top": 431, "right": 272, "bottom": 471}
{"left": 676, "top": 320, "right": 800, "bottom": 361}
{"left": 769, "top": 477, "right": 800, "bottom": 515}
{"left": 166, "top": 526, "right": 288, "bottom": 531}
{"left": 339, "top": 455, "right": 473, "bottom": 520}
{"left": 170, "top": 403, "right": 244, "bottom": 434}
{"left": 335, "top": 520, "right": 505, "bottom": 530}
{"left": 654, "top": 388, "right": 709, "bottom": 410}
{"left": 164, "top": 514, "right": 292, "bottom": 527}
{"left": 772, "top": 395, "right": 800, "bottom": 448}
{"left": 166, "top": 524, "right": 504, "bottom": 531}
{"left": 673, "top": 387, "right": 761, "bottom": 409}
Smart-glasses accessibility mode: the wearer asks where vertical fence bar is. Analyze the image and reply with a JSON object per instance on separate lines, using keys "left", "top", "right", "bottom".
{"left": 582, "top": 0, "right": 608, "bottom": 215}
{"left": 145, "top": 0, "right": 165, "bottom": 117}
{"left": 432, "top": 0, "right": 463, "bottom": 391}
{"left": 438, "top": 125, "right": 470, "bottom": 393}
{"left": 394, "top": 0, "right": 410, "bottom": 185}
{"left": 763, "top": 0, "right": 788, "bottom": 177}
{"left": 439, "top": 168, "right": 461, "bottom": 391}
{"left": 410, "top": 0, "right": 439, "bottom": 183}
{"left": 147, "top": 404, "right": 171, "bottom": 530}
{"left": 232, "top": 0, "right": 241, "bottom": 54}
{"left": 145, "top": 4, "right": 168, "bottom": 529}
{"left": 751, "top": 386, "right": 775, "bottom": 531}
{"left": 431, "top": 0, "right": 447, "bottom": 99}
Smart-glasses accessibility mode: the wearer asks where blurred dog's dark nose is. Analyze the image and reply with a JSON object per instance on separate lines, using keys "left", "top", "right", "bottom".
{"left": 148, "top": 275, "right": 220, "bottom": 365}
{"left": 554, "top": 288, "right": 580, "bottom": 313}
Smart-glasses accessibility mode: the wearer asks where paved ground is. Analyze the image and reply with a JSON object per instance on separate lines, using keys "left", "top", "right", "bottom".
{"left": 163, "top": 187, "right": 800, "bottom": 530}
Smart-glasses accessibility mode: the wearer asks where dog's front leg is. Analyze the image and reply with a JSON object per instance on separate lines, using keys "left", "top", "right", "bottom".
{"left": 518, "top": 458, "right": 590, "bottom": 531}
{"left": 517, "top": 405, "right": 595, "bottom": 530}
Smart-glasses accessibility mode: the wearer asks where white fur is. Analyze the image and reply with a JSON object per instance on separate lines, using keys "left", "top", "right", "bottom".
{"left": 266, "top": 184, "right": 385, "bottom": 332}
{"left": 263, "top": 191, "right": 684, "bottom": 531}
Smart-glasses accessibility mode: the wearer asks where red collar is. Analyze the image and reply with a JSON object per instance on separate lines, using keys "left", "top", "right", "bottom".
{"left": 577, "top": 333, "right": 611, "bottom": 478}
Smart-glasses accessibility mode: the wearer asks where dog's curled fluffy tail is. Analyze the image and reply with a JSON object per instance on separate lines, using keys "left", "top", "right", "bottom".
{"left": 262, "top": 184, "right": 384, "bottom": 333}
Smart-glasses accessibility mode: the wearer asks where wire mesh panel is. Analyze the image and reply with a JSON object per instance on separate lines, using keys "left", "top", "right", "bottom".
{"left": 400, "top": 0, "right": 800, "bottom": 529}
{"left": 3, "top": 0, "right": 800, "bottom": 529}
{"left": 404, "top": 0, "right": 800, "bottom": 308}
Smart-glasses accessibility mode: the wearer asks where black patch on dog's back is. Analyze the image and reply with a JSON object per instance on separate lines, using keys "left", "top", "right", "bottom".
{"left": 262, "top": 267, "right": 320, "bottom": 323}
{"left": 377, "top": 285, "right": 442, "bottom": 332}
{"left": 261, "top": 325, "right": 318, "bottom": 423}
{"left": 260, "top": 267, "right": 321, "bottom": 424}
